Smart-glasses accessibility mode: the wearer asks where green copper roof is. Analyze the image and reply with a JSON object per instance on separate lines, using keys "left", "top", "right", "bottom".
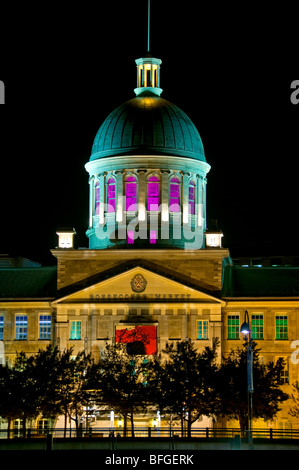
{"left": 90, "top": 92, "right": 205, "bottom": 162}
{"left": 0, "top": 266, "right": 57, "bottom": 299}
{"left": 222, "top": 265, "right": 299, "bottom": 298}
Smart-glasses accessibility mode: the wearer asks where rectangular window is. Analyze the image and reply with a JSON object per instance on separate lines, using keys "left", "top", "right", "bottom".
{"left": 0, "top": 316, "right": 3, "bottom": 340}
{"left": 15, "top": 315, "right": 27, "bottom": 340}
{"left": 70, "top": 320, "right": 81, "bottom": 340}
{"left": 39, "top": 315, "right": 51, "bottom": 340}
{"left": 228, "top": 315, "right": 239, "bottom": 339}
{"left": 197, "top": 320, "right": 208, "bottom": 339}
{"left": 252, "top": 314, "right": 264, "bottom": 340}
{"left": 276, "top": 315, "right": 288, "bottom": 340}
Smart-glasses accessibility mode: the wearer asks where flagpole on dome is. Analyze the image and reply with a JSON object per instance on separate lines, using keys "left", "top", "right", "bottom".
{"left": 147, "top": 0, "right": 151, "bottom": 53}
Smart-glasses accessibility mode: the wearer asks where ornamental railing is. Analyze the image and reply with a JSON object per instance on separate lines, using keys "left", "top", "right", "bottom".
{"left": 1, "top": 426, "right": 299, "bottom": 440}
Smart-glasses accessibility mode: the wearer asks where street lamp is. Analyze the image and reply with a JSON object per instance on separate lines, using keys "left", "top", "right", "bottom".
{"left": 240, "top": 310, "right": 254, "bottom": 447}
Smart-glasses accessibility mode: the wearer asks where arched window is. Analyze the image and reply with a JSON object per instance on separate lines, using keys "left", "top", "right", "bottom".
{"left": 95, "top": 180, "right": 100, "bottom": 215}
{"left": 107, "top": 177, "right": 115, "bottom": 213}
{"left": 125, "top": 176, "right": 137, "bottom": 211}
{"left": 170, "top": 177, "right": 180, "bottom": 212}
{"left": 147, "top": 175, "right": 159, "bottom": 211}
{"left": 189, "top": 180, "right": 196, "bottom": 215}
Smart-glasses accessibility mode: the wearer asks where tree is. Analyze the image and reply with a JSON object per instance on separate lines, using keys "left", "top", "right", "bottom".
{"left": 218, "top": 341, "right": 289, "bottom": 433}
{"left": 50, "top": 349, "right": 93, "bottom": 437}
{"left": 148, "top": 339, "right": 219, "bottom": 437}
{"left": 89, "top": 342, "right": 149, "bottom": 436}
{"left": 289, "top": 381, "right": 299, "bottom": 419}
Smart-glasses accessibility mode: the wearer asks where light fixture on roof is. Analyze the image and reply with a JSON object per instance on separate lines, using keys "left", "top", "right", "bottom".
{"left": 56, "top": 228, "right": 76, "bottom": 249}
{"left": 205, "top": 221, "right": 223, "bottom": 248}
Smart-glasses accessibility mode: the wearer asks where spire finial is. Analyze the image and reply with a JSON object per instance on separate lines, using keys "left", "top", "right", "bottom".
{"left": 147, "top": 0, "right": 151, "bottom": 53}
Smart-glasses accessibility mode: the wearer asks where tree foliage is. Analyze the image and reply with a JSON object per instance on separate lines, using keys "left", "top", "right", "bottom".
{"left": 217, "top": 341, "right": 289, "bottom": 432}
{"left": 0, "top": 340, "right": 291, "bottom": 435}
{"left": 147, "top": 338, "right": 219, "bottom": 437}
{"left": 88, "top": 342, "right": 149, "bottom": 436}
{"left": 289, "top": 381, "right": 299, "bottom": 418}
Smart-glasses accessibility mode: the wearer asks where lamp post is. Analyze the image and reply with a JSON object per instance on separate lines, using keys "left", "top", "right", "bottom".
{"left": 240, "top": 310, "right": 254, "bottom": 447}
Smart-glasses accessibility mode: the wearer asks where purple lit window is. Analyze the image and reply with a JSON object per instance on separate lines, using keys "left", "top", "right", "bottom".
{"left": 170, "top": 177, "right": 180, "bottom": 212}
{"left": 95, "top": 180, "right": 100, "bottom": 215}
{"left": 148, "top": 176, "right": 159, "bottom": 211}
{"left": 128, "top": 230, "right": 134, "bottom": 244}
{"left": 150, "top": 230, "right": 157, "bottom": 244}
{"left": 189, "top": 180, "right": 195, "bottom": 215}
{"left": 126, "top": 176, "right": 137, "bottom": 211}
{"left": 107, "top": 177, "right": 115, "bottom": 213}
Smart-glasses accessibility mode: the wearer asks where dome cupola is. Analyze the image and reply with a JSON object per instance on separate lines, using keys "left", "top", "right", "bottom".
{"left": 85, "top": 49, "right": 210, "bottom": 250}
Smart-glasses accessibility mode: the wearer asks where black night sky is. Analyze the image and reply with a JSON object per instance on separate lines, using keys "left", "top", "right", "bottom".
{"left": 0, "top": 1, "right": 298, "bottom": 265}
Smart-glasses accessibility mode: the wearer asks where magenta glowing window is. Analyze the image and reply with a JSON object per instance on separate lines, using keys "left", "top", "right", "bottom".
{"left": 95, "top": 180, "right": 100, "bottom": 215}
{"left": 128, "top": 230, "right": 134, "bottom": 244}
{"left": 148, "top": 176, "right": 159, "bottom": 211}
{"left": 107, "top": 177, "right": 115, "bottom": 213}
{"left": 170, "top": 177, "right": 180, "bottom": 212}
{"left": 189, "top": 181, "right": 195, "bottom": 215}
{"left": 150, "top": 230, "right": 157, "bottom": 244}
{"left": 126, "top": 176, "right": 137, "bottom": 211}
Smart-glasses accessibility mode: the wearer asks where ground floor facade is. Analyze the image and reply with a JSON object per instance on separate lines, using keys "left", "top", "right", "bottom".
{"left": 1, "top": 249, "right": 299, "bottom": 433}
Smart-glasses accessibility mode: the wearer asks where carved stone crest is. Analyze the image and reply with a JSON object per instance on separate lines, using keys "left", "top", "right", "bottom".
{"left": 130, "top": 274, "right": 147, "bottom": 293}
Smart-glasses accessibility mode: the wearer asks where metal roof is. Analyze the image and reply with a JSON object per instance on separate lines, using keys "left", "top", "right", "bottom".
{"left": 0, "top": 266, "right": 57, "bottom": 299}
{"left": 90, "top": 91, "right": 205, "bottom": 162}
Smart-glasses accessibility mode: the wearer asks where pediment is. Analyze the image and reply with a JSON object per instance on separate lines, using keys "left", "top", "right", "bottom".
{"left": 53, "top": 266, "right": 224, "bottom": 305}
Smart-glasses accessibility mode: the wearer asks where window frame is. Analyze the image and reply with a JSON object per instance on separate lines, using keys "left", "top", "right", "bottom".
{"left": 196, "top": 320, "right": 209, "bottom": 340}
{"left": 227, "top": 314, "right": 240, "bottom": 340}
{"left": 15, "top": 314, "right": 28, "bottom": 340}
{"left": 147, "top": 175, "right": 160, "bottom": 211}
{"left": 106, "top": 176, "right": 116, "bottom": 213}
{"left": 39, "top": 314, "right": 52, "bottom": 340}
{"left": 188, "top": 179, "right": 196, "bottom": 215}
{"left": 169, "top": 176, "right": 180, "bottom": 213}
{"left": 275, "top": 314, "right": 288, "bottom": 340}
{"left": 251, "top": 314, "right": 264, "bottom": 340}
{"left": 70, "top": 320, "right": 82, "bottom": 340}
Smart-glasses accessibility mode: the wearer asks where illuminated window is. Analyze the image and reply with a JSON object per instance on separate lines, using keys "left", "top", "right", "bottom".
{"left": 275, "top": 315, "right": 288, "bottom": 340}
{"left": 170, "top": 177, "right": 180, "bottom": 212}
{"left": 147, "top": 176, "right": 159, "bottom": 211}
{"left": 228, "top": 315, "right": 239, "bottom": 339}
{"left": 70, "top": 320, "right": 81, "bottom": 340}
{"left": 197, "top": 320, "right": 208, "bottom": 339}
{"left": 0, "top": 316, "right": 3, "bottom": 340}
{"left": 150, "top": 230, "right": 157, "bottom": 244}
{"left": 252, "top": 315, "right": 264, "bottom": 340}
{"left": 277, "top": 357, "right": 289, "bottom": 384}
{"left": 125, "top": 176, "right": 137, "bottom": 211}
{"left": 128, "top": 230, "right": 134, "bottom": 245}
{"left": 189, "top": 180, "right": 196, "bottom": 215}
{"left": 39, "top": 315, "right": 51, "bottom": 340}
{"left": 95, "top": 180, "right": 100, "bottom": 215}
{"left": 107, "top": 177, "right": 115, "bottom": 213}
{"left": 15, "top": 315, "right": 27, "bottom": 340}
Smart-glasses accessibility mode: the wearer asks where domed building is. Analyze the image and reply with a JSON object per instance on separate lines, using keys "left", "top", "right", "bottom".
{"left": 0, "top": 49, "right": 298, "bottom": 437}
{"left": 85, "top": 54, "right": 211, "bottom": 250}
